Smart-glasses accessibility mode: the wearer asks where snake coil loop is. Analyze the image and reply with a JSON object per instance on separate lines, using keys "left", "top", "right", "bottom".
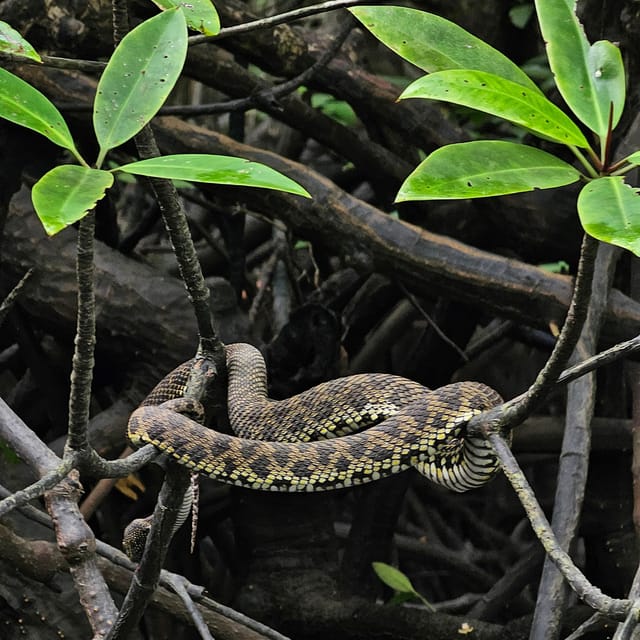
{"left": 127, "top": 343, "right": 503, "bottom": 493}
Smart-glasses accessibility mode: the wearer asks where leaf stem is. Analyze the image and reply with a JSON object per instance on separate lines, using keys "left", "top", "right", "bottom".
{"left": 609, "top": 162, "right": 635, "bottom": 177}
{"left": 570, "top": 145, "right": 599, "bottom": 178}
{"left": 72, "top": 149, "right": 91, "bottom": 168}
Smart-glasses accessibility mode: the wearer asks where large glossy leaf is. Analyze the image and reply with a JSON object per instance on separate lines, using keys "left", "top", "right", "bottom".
{"left": 0, "top": 67, "right": 80, "bottom": 159}
{"left": 577, "top": 177, "right": 640, "bottom": 255}
{"left": 93, "top": 8, "right": 187, "bottom": 166}
{"left": 117, "top": 154, "right": 311, "bottom": 197}
{"left": 151, "top": 0, "right": 220, "bottom": 35}
{"left": 534, "top": 0, "right": 625, "bottom": 139}
{"left": 0, "top": 21, "right": 41, "bottom": 61}
{"left": 32, "top": 165, "right": 114, "bottom": 235}
{"left": 400, "top": 70, "right": 588, "bottom": 148}
{"left": 350, "top": 6, "right": 539, "bottom": 91}
{"left": 397, "top": 141, "right": 580, "bottom": 201}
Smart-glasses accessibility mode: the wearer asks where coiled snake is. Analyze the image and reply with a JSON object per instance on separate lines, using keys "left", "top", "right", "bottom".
{"left": 127, "top": 343, "right": 504, "bottom": 493}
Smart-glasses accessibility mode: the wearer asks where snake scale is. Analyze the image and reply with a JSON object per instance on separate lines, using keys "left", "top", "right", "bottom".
{"left": 127, "top": 343, "right": 503, "bottom": 493}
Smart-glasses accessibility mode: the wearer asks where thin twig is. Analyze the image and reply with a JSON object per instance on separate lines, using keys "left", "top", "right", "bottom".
{"left": 531, "top": 243, "right": 619, "bottom": 638}
{"left": 0, "top": 483, "right": 292, "bottom": 640}
{"left": 562, "top": 613, "right": 609, "bottom": 640}
{"left": 399, "top": 282, "right": 468, "bottom": 361}
{"left": 106, "top": 467, "right": 192, "bottom": 640}
{"left": 488, "top": 433, "right": 630, "bottom": 620}
{"left": 162, "top": 573, "right": 215, "bottom": 640}
{"left": 0, "top": 268, "right": 33, "bottom": 326}
{"left": 163, "top": 18, "right": 354, "bottom": 117}
{"left": 468, "top": 234, "right": 599, "bottom": 436}
{"left": 613, "top": 602, "right": 640, "bottom": 640}
{"left": 558, "top": 334, "right": 640, "bottom": 386}
{"left": 189, "top": 0, "right": 363, "bottom": 44}
{"left": 614, "top": 566, "right": 640, "bottom": 639}
{"left": 0, "top": 462, "right": 73, "bottom": 518}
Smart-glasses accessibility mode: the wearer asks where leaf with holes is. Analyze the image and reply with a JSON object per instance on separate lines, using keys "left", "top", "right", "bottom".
{"left": 116, "top": 154, "right": 311, "bottom": 197}
{"left": 93, "top": 8, "right": 187, "bottom": 166}
{"left": 32, "top": 165, "right": 114, "bottom": 235}
{"left": 350, "top": 6, "right": 539, "bottom": 91}
{"left": 577, "top": 177, "right": 640, "bottom": 255}
{"left": 397, "top": 141, "right": 580, "bottom": 201}
{"left": 0, "top": 21, "right": 41, "bottom": 61}
{"left": 0, "top": 67, "right": 81, "bottom": 160}
{"left": 151, "top": 0, "right": 220, "bottom": 35}
{"left": 400, "top": 70, "right": 589, "bottom": 148}
{"left": 535, "top": 0, "right": 625, "bottom": 139}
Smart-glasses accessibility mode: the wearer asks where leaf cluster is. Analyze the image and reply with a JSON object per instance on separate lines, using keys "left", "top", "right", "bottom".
{"left": 0, "top": 7, "right": 309, "bottom": 236}
{"left": 351, "top": 1, "right": 640, "bottom": 256}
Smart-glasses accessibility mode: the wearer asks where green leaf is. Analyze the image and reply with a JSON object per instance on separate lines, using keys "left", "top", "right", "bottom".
{"left": 310, "top": 93, "right": 358, "bottom": 127}
{"left": 93, "top": 8, "right": 188, "bottom": 165}
{"left": 151, "top": 0, "right": 220, "bottom": 35}
{"left": 0, "top": 67, "right": 80, "bottom": 158}
{"left": 400, "top": 70, "right": 589, "bottom": 148}
{"left": 538, "top": 260, "right": 570, "bottom": 274}
{"left": 32, "top": 165, "right": 114, "bottom": 235}
{"left": 625, "top": 151, "right": 640, "bottom": 166}
{"left": 116, "top": 154, "right": 311, "bottom": 197}
{"left": 0, "top": 440, "right": 20, "bottom": 465}
{"left": 388, "top": 591, "right": 420, "bottom": 606}
{"left": 350, "top": 6, "right": 539, "bottom": 91}
{"left": 509, "top": 4, "right": 534, "bottom": 29}
{"left": 372, "top": 562, "right": 416, "bottom": 594}
{"left": 397, "top": 141, "right": 581, "bottom": 201}
{"left": 577, "top": 177, "right": 640, "bottom": 255}
{"left": 0, "top": 21, "right": 41, "bottom": 61}
{"left": 534, "top": 0, "right": 625, "bottom": 139}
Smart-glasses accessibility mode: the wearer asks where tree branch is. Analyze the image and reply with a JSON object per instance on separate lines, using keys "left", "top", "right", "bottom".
{"left": 487, "top": 433, "right": 631, "bottom": 620}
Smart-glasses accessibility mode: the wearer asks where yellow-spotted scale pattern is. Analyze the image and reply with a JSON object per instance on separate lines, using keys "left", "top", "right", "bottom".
{"left": 129, "top": 343, "right": 503, "bottom": 493}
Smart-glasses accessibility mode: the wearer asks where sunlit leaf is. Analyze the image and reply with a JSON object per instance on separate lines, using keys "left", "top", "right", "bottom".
{"left": 151, "top": 0, "right": 220, "bottom": 35}
{"left": 350, "top": 6, "right": 539, "bottom": 91}
{"left": 577, "top": 177, "right": 640, "bottom": 255}
{"left": 397, "top": 141, "right": 580, "bottom": 201}
{"left": 400, "top": 70, "right": 588, "bottom": 148}
{"left": 32, "top": 165, "right": 113, "bottom": 235}
{"left": 0, "top": 68, "right": 80, "bottom": 158}
{"left": 116, "top": 154, "right": 311, "bottom": 197}
{"left": 0, "top": 21, "right": 41, "bottom": 61}
{"left": 93, "top": 8, "right": 187, "bottom": 165}
{"left": 534, "top": 0, "right": 625, "bottom": 139}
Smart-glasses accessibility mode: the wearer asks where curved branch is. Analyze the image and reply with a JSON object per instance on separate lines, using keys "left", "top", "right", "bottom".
{"left": 468, "top": 234, "right": 598, "bottom": 435}
{"left": 531, "top": 242, "right": 620, "bottom": 638}
{"left": 487, "top": 433, "right": 631, "bottom": 620}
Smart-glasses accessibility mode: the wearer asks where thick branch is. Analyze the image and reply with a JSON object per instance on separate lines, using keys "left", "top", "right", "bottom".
{"left": 10, "top": 67, "right": 640, "bottom": 345}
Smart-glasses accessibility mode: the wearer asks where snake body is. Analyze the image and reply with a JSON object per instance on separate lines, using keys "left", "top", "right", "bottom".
{"left": 128, "top": 343, "right": 503, "bottom": 493}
